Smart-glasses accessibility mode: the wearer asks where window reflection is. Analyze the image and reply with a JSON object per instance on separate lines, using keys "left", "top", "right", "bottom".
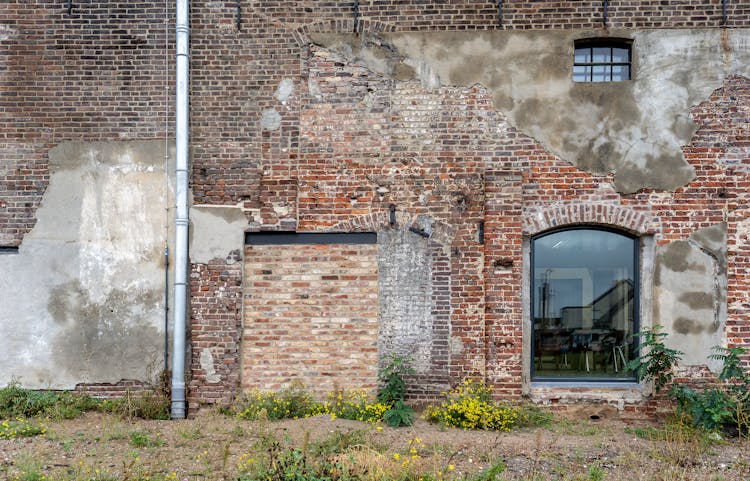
{"left": 532, "top": 229, "right": 637, "bottom": 380}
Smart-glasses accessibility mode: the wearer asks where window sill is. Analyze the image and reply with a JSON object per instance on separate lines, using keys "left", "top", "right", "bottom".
{"left": 526, "top": 381, "right": 646, "bottom": 405}
{"left": 531, "top": 381, "right": 640, "bottom": 389}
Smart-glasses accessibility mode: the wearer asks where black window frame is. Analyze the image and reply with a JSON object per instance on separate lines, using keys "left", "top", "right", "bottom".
{"left": 573, "top": 38, "right": 632, "bottom": 83}
{"left": 530, "top": 226, "right": 640, "bottom": 383}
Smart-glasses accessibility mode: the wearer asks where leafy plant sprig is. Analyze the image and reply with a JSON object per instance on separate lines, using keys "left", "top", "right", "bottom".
{"left": 625, "top": 324, "right": 683, "bottom": 393}
{"left": 377, "top": 355, "right": 416, "bottom": 427}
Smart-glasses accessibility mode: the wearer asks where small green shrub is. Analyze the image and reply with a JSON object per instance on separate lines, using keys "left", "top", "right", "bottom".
{"left": 625, "top": 324, "right": 683, "bottom": 393}
{"left": 627, "top": 328, "right": 750, "bottom": 436}
{"left": 236, "top": 437, "right": 330, "bottom": 481}
{"left": 671, "top": 346, "right": 749, "bottom": 435}
{"left": 425, "top": 379, "right": 520, "bottom": 431}
{"left": 383, "top": 400, "right": 415, "bottom": 428}
{"left": 9, "top": 453, "right": 45, "bottom": 481}
{"left": 377, "top": 354, "right": 415, "bottom": 405}
{"left": 377, "top": 355, "right": 416, "bottom": 427}
{"left": 515, "top": 404, "right": 555, "bottom": 429}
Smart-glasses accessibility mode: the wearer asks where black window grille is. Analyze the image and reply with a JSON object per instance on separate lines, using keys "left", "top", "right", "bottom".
{"left": 573, "top": 39, "right": 632, "bottom": 82}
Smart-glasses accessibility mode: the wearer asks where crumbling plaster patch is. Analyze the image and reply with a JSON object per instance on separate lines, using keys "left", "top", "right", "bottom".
{"left": 0, "top": 141, "right": 174, "bottom": 388}
{"left": 654, "top": 223, "right": 727, "bottom": 372}
{"left": 189, "top": 205, "right": 247, "bottom": 264}
{"left": 311, "top": 29, "right": 750, "bottom": 193}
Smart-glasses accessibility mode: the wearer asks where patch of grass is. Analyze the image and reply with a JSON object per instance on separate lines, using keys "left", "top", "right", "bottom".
{"left": 624, "top": 425, "right": 662, "bottom": 440}
{"left": 473, "top": 459, "right": 507, "bottom": 481}
{"left": 515, "top": 405, "right": 556, "bottom": 429}
{"left": 177, "top": 423, "right": 204, "bottom": 440}
{"left": 59, "top": 436, "right": 75, "bottom": 452}
{"left": 129, "top": 430, "right": 166, "bottom": 448}
{"left": 0, "top": 384, "right": 98, "bottom": 420}
{"left": 99, "top": 389, "right": 170, "bottom": 420}
{"left": 0, "top": 383, "right": 169, "bottom": 423}
{"left": 587, "top": 464, "right": 605, "bottom": 481}
{"left": 100, "top": 423, "right": 129, "bottom": 441}
{"left": 550, "top": 418, "right": 602, "bottom": 437}
{"left": 10, "top": 452, "right": 45, "bottom": 481}
{"left": 648, "top": 417, "right": 710, "bottom": 469}
{"left": 230, "top": 423, "right": 246, "bottom": 438}
{"left": 307, "top": 428, "right": 369, "bottom": 457}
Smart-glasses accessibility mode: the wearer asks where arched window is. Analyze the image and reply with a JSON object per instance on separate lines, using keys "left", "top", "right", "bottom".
{"left": 531, "top": 228, "right": 638, "bottom": 381}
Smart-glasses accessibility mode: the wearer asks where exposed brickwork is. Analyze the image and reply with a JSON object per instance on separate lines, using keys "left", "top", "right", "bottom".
{"left": 523, "top": 202, "right": 657, "bottom": 236}
{"left": 74, "top": 380, "right": 154, "bottom": 399}
{"left": 3, "top": 1, "right": 749, "bottom": 412}
{"left": 188, "top": 35, "right": 748, "bottom": 408}
{"left": 187, "top": 251, "right": 244, "bottom": 413}
{"left": 0, "top": 142, "right": 48, "bottom": 246}
{"left": 484, "top": 169, "right": 524, "bottom": 398}
{"left": 242, "top": 242, "right": 379, "bottom": 397}
{"left": 0, "top": 1, "right": 172, "bottom": 245}
{"left": 689, "top": 76, "right": 750, "bottom": 362}
{"left": 260, "top": 1, "right": 750, "bottom": 33}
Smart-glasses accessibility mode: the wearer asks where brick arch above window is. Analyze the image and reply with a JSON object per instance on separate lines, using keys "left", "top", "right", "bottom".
{"left": 292, "top": 19, "right": 396, "bottom": 47}
{"left": 324, "top": 211, "right": 455, "bottom": 247}
{"left": 523, "top": 204, "right": 657, "bottom": 237}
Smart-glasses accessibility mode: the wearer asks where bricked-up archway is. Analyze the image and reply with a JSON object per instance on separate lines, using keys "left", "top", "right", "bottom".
{"left": 242, "top": 233, "right": 379, "bottom": 397}
{"left": 327, "top": 212, "right": 459, "bottom": 399}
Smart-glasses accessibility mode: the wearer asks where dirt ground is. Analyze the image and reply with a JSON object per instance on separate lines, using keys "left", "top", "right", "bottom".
{"left": 1, "top": 409, "right": 749, "bottom": 481}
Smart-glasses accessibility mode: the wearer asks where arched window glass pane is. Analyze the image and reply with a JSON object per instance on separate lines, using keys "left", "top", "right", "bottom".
{"left": 532, "top": 229, "right": 638, "bottom": 381}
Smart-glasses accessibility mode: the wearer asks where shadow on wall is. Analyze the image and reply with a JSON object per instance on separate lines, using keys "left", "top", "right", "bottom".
{"left": 47, "top": 281, "right": 164, "bottom": 382}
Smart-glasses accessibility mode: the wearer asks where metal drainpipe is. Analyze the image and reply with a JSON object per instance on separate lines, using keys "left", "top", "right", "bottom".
{"left": 171, "top": 0, "right": 190, "bottom": 420}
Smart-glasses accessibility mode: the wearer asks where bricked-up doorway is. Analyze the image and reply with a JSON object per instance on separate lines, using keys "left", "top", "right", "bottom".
{"left": 242, "top": 233, "right": 379, "bottom": 397}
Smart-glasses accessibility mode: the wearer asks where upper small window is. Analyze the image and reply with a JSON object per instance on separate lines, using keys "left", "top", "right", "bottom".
{"left": 573, "top": 39, "right": 631, "bottom": 82}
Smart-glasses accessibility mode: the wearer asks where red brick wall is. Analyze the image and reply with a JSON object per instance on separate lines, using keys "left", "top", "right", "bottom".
{"left": 189, "top": 24, "right": 748, "bottom": 408}
{"left": 262, "top": 1, "right": 749, "bottom": 32}
{"left": 187, "top": 251, "right": 244, "bottom": 412}
{"left": 242, "top": 242, "right": 379, "bottom": 397}
{"left": 3, "top": 2, "right": 748, "bottom": 411}
{"left": 1, "top": 1, "right": 171, "bottom": 246}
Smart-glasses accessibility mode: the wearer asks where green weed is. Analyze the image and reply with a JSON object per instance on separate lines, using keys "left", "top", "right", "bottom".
{"left": 129, "top": 430, "right": 166, "bottom": 448}
{"left": 0, "top": 418, "right": 46, "bottom": 439}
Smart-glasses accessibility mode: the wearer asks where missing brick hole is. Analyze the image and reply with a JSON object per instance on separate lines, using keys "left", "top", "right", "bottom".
{"left": 0, "top": 246, "right": 20, "bottom": 255}
{"left": 589, "top": 414, "right": 601, "bottom": 421}
{"left": 494, "top": 259, "right": 513, "bottom": 269}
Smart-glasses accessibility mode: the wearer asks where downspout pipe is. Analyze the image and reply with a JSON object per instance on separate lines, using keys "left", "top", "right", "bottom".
{"left": 171, "top": 0, "right": 190, "bottom": 419}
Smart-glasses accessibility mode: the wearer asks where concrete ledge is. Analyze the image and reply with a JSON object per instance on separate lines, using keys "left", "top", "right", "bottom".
{"left": 528, "top": 382, "right": 646, "bottom": 407}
